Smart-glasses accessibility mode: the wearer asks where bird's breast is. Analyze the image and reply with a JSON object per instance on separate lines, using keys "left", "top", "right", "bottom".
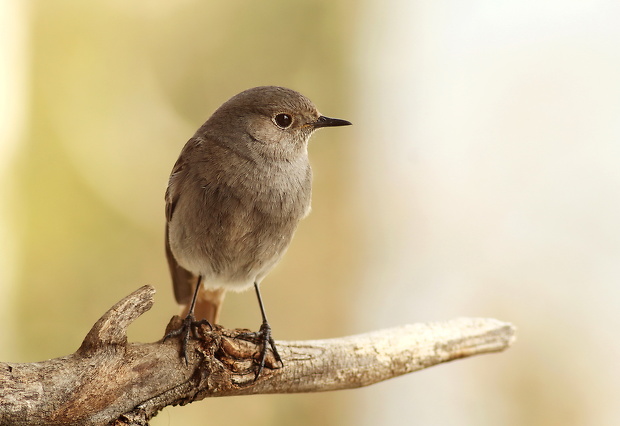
{"left": 237, "top": 158, "right": 312, "bottom": 220}
{"left": 169, "top": 155, "right": 313, "bottom": 285}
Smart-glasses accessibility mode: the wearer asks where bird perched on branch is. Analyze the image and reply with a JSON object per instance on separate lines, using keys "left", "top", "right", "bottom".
{"left": 164, "top": 86, "right": 351, "bottom": 376}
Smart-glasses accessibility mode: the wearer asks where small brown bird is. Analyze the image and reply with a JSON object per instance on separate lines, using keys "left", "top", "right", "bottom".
{"left": 164, "top": 86, "right": 351, "bottom": 373}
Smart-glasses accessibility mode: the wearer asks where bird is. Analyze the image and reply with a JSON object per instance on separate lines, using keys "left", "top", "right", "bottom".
{"left": 164, "top": 86, "right": 351, "bottom": 375}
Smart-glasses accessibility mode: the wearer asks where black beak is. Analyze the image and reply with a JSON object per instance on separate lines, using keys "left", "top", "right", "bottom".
{"left": 312, "top": 115, "right": 352, "bottom": 129}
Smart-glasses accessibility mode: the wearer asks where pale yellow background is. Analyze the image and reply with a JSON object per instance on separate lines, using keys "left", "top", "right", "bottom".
{"left": 1, "top": 1, "right": 619, "bottom": 425}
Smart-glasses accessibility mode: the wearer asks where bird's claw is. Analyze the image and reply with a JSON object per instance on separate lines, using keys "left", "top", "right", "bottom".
{"left": 163, "top": 314, "right": 212, "bottom": 364}
{"left": 237, "top": 321, "right": 283, "bottom": 380}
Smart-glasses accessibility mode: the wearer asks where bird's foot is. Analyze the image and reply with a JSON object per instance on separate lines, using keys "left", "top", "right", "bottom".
{"left": 163, "top": 314, "right": 212, "bottom": 364}
{"left": 237, "top": 321, "right": 283, "bottom": 380}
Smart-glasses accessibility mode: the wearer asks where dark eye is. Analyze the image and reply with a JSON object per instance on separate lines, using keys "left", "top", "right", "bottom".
{"left": 273, "top": 113, "right": 293, "bottom": 129}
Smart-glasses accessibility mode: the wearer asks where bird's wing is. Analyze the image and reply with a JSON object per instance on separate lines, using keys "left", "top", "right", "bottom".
{"left": 165, "top": 150, "right": 199, "bottom": 305}
{"left": 164, "top": 139, "right": 227, "bottom": 324}
{"left": 165, "top": 221, "right": 198, "bottom": 305}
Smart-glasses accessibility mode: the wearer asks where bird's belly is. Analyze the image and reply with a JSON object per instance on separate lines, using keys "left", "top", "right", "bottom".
{"left": 170, "top": 207, "right": 301, "bottom": 291}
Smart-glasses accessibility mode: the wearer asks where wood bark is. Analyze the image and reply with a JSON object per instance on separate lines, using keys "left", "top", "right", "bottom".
{"left": 0, "top": 285, "right": 516, "bottom": 426}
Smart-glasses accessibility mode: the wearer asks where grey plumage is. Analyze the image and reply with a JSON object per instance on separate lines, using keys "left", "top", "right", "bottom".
{"left": 165, "top": 85, "right": 350, "bottom": 327}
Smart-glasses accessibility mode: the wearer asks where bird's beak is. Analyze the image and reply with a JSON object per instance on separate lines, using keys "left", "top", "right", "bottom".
{"left": 312, "top": 115, "right": 352, "bottom": 129}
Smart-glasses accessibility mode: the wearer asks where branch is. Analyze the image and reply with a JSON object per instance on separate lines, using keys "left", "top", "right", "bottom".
{"left": 0, "top": 286, "right": 516, "bottom": 426}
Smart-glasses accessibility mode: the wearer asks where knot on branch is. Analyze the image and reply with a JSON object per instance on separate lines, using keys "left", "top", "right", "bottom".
{"left": 163, "top": 316, "right": 282, "bottom": 398}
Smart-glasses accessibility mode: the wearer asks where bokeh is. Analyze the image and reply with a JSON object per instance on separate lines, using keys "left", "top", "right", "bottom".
{"left": 1, "top": 1, "right": 619, "bottom": 425}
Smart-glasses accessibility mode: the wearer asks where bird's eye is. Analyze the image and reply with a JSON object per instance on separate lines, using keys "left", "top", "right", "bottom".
{"left": 273, "top": 113, "right": 293, "bottom": 129}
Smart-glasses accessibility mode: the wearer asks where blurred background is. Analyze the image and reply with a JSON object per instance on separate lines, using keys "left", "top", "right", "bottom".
{"left": 1, "top": 0, "right": 619, "bottom": 425}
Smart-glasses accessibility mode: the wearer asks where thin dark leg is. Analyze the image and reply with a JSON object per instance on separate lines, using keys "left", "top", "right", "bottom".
{"left": 163, "top": 275, "right": 211, "bottom": 364}
{"left": 238, "top": 282, "right": 283, "bottom": 379}
{"left": 254, "top": 281, "right": 269, "bottom": 324}
{"left": 187, "top": 275, "right": 203, "bottom": 317}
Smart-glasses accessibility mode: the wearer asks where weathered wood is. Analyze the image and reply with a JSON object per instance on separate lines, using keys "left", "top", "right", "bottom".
{"left": 0, "top": 286, "right": 516, "bottom": 426}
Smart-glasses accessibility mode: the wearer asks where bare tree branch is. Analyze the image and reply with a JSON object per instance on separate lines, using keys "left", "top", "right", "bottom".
{"left": 0, "top": 286, "right": 516, "bottom": 426}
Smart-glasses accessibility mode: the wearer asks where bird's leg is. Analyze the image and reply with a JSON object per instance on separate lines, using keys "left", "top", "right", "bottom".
{"left": 163, "top": 275, "right": 212, "bottom": 364}
{"left": 238, "top": 282, "right": 283, "bottom": 379}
